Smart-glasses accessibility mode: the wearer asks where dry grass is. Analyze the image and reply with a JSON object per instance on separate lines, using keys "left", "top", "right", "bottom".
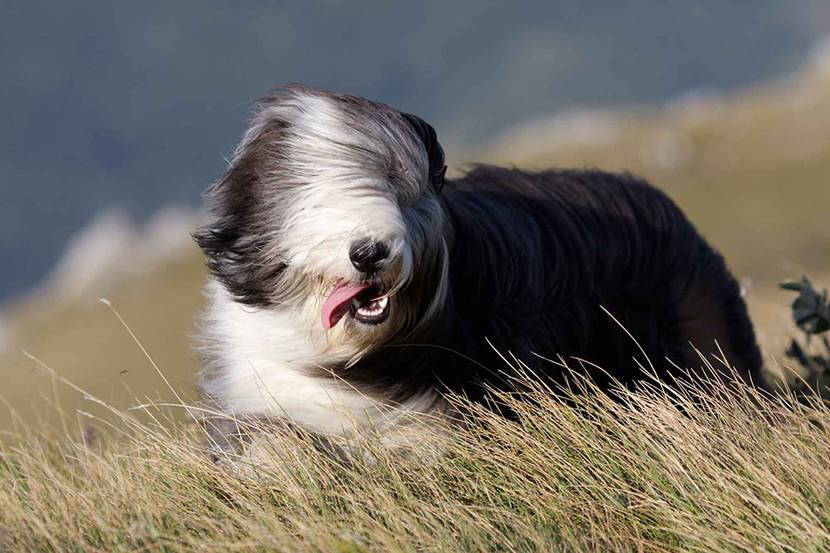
{"left": 2, "top": 353, "right": 830, "bottom": 552}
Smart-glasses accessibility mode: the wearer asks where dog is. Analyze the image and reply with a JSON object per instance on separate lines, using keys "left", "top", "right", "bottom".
{"left": 194, "top": 85, "right": 764, "bottom": 460}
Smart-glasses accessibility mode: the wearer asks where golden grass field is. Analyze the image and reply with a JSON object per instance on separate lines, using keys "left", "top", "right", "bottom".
{"left": 3, "top": 369, "right": 830, "bottom": 551}
{"left": 2, "top": 59, "right": 830, "bottom": 551}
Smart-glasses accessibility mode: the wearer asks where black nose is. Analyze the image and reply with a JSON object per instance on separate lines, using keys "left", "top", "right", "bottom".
{"left": 349, "top": 239, "right": 389, "bottom": 273}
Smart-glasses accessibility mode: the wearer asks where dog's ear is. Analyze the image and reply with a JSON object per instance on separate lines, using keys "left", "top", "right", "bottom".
{"left": 401, "top": 112, "right": 447, "bottom": 192}
{"left": 193, "top": 112, "right": 289, "bottom": 307}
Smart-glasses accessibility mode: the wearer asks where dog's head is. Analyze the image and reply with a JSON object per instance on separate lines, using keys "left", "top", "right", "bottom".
{"left": 195, "top": 85, "right": 451, "bottom": 361}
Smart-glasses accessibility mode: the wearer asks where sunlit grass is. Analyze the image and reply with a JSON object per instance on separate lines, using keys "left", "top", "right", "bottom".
{"left": 2, "top": 353, "right": 829, "bottom": 552}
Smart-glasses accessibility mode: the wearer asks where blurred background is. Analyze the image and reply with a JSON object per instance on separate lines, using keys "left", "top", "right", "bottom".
{"left": 3, "top": 1, "right": 830, "bottom": 428}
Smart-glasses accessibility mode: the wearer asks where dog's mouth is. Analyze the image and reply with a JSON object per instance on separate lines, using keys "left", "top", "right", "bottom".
{"left": 322, "top": 282, "right": 391, "bottom": 330}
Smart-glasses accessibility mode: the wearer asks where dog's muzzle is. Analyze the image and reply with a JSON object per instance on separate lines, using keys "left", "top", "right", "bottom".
{"left": 322, "top": 239, "right": 393, "bottom": 330}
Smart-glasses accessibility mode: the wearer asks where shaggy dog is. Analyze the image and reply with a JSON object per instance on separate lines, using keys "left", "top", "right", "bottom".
{"left": 194, "top": 85, "right": 764, "bottom": 458}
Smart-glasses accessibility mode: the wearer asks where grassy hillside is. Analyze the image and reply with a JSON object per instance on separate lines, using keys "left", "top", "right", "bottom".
{"left": 3, "top": 61, "right": 830, "bottom": 429}
{"left": 3, "top": 373, "right": 830, "bottom": 551}
{"left": 0, "top": 251, "right": 206, "bottom": 429}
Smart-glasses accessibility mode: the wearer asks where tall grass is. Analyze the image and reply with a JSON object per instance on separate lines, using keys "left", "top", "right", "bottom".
{"left": 2, "top": 355, "right": 829, "bottom": 552}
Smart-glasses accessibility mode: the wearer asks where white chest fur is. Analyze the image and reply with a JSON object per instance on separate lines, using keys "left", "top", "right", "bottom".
{"left": 199, "top": 281, "right": 430, "bottom": 436}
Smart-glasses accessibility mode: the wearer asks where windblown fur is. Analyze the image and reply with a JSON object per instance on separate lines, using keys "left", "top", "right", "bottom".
{"left": 194, "top": 85, "right": 764, "bottom": 458}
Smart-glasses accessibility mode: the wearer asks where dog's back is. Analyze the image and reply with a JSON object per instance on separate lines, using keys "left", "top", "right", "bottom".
{"left": 440, "top": 165, "right": 764, "bottom": 392}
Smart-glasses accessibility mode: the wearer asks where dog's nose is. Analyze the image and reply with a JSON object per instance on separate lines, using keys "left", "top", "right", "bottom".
{"left": 349, "top": 239, "right": 389, "bottom": 273}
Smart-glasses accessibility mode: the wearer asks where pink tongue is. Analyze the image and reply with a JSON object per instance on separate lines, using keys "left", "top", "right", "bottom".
{"left": 322, "top": 282, "right": 371, "bottom": 330}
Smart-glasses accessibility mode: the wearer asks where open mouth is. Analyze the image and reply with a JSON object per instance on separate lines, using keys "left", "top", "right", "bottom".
{"left": 350, "top": 286, "right": 390, "bottom": 325}
{"left": 322, "top": 282, "right": 391, "bottom": 329}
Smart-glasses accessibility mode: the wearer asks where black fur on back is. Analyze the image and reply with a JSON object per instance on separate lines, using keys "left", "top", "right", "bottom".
{"left": 342, "top": 165, "right": 764, "bottom": 402}
{"left": 193, "top": 86, "right": 765, "bottom": 415}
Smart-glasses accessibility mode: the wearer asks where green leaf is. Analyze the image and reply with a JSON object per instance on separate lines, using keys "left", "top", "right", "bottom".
{"left": 781, "top": 275, "right": 830, "bottom": 336}
{"left": 780, "top": 281, "right": 805, "bottom": 292}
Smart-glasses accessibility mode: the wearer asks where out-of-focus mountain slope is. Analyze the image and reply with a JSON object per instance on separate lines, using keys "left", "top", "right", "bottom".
{"left": 3, "top": 55, "right": 830, "bottom": 427}
{"left": 0, "top": 217, "right": 206, "bottom": 429}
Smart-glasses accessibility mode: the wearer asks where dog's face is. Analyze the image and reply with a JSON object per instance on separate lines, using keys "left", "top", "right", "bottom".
{"left": 196, "top": 86, "right": 451, "bottom": 362}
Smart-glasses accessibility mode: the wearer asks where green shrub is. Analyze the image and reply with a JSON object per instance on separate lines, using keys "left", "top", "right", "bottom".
{"left": 781, "top": 275, "right": 830, "bottom": 391}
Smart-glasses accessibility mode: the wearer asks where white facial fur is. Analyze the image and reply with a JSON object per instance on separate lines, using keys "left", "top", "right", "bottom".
{"left": 197, "top": 89, "right": 447, "bottom": 436}
{"left": 268, "top": 95, "right": 412, "bottom": 281}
